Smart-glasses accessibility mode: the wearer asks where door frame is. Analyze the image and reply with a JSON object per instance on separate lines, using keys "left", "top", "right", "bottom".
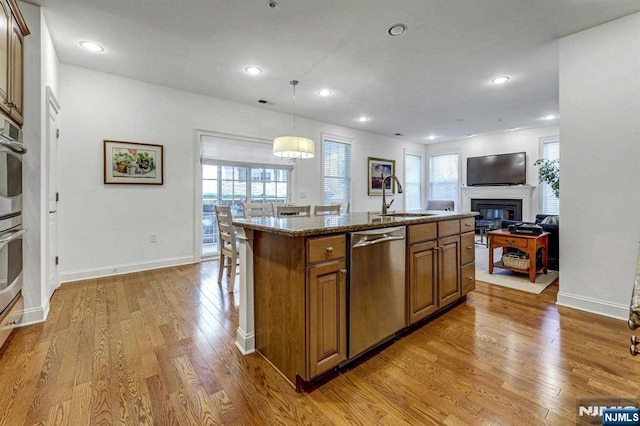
{"left": 45, "top": 85, "right": 60, "bottom": 297}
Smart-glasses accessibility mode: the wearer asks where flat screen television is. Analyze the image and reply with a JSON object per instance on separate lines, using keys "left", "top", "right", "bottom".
{"left": 466, "top": 152, "right": 526, "bottom": 186}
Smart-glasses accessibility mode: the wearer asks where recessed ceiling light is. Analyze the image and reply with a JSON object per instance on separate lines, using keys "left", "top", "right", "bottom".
{"left": 543, "top": 114, "right": 559, "bottom": 120}
{"left": 79, "top": 41, "right": 104, "bottom": 52}
{"left": 387, "top": 24, "right": 407, "bottom": 37}
{"left": 427, "top": 135, "right": 437, "bottom": 140}
{"left": 357, "top": 116, "right": 370, "bottom": 122}
{"left": 467, "top": 134, "right": 476, "bottom": 138}
{"left": 508, "top": 127, "right": 518, "bottom": 131}
{"left": 317, "top": 88, "right": 332, "bottom": 97}
{"left": 491, "top": 76, "right": 510, "bottom": 85}
{"left": 245, "top": 66, "right": 262, "bottom": 75}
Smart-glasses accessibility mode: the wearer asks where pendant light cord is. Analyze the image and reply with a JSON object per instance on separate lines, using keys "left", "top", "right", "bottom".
{"left": 291, "top": 80, "right": 298, "bottom": 137}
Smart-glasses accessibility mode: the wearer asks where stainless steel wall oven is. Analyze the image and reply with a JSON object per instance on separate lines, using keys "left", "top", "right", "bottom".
{"left": 0, "top": 120, "right": 25, "bottom": 320}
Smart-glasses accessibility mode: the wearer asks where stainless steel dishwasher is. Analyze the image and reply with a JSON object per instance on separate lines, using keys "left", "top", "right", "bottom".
{"left": 348, "top": 226, "right": 406, "bottom": 359}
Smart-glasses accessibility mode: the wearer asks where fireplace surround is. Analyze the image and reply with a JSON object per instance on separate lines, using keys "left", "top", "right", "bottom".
{"left": 460, "top": 185, "right": 535, "bottom": 222}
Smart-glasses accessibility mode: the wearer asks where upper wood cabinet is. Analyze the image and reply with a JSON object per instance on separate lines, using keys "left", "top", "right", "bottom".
{"left": 0, "top": 0, "right": 28, "bottom": 127}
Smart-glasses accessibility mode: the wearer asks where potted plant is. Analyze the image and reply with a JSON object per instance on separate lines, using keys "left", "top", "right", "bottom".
{"left": 113, "top": 151, "right": 134, "bottom": 172}
{"left": 534, "top": 158, "right": 559, "bottom": 197}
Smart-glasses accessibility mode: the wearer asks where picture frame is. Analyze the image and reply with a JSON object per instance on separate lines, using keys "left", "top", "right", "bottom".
{"left": 367, "top": 157, "right": 395, "bottom": 195}
{"left": 103, "top": 140, "right": 164, "bottom": 185}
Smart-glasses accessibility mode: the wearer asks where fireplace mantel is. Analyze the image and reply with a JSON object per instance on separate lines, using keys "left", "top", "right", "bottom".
{"left": 461, "top": 185, "right": 536, "bottom": 222}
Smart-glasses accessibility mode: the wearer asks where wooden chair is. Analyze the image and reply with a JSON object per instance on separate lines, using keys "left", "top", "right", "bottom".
{"left": 314, "top": 204, "right": 341, "bottom": 216}
{"left": 215, "top": 205, "right": 239, "bottom": 292}
{"left": 331, "top": 201, "right": 350, "bottom": 214}
{"left": 243, "top": 202, "right": 272, "bottom": 218}
{"left": 276, "top": 205, "right": 311, "bottom": 217}
{"left": 426, "top": 199, "right": 455, "bottom": 211}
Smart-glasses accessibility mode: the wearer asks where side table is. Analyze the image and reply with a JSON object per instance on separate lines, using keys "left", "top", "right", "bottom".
{"left": 488, "top": 229, "right": 549, "bottom": 283}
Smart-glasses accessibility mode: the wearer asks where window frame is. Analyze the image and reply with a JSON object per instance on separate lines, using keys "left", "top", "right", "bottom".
{"left": 428, "top": 150, "right": 461, "bottom": 209}
{"left": 538, "top": 135, "right": 560, "bottom": 215}
{"left": 403, "top": 149, "right": 423, "bottom": 211}
{"left": 321, "top": 133, "right": 353, "bottom": 206}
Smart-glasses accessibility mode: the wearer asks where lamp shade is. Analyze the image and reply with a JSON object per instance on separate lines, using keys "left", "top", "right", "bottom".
{"left": 273, "top": 136, "right": 315, "bottom": 159}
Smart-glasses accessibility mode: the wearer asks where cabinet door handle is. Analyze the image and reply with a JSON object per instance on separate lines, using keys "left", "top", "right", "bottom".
{"left": 465, "top": 223, "right": 472, "bottom": 227}
{"left": 326, "top": 246, "right": 333, "bottom": 253}
{"left": 466, "top": 245, "right": 473, "bottom": 249}
{"left": 7, "top": 320, "right": 17, "bottom": 325}
{"left": 466, "top": 276, "right": 474, "bottom": 280}
{"left": 340, "top": 269, "right": 347, "bottom": 274}
{"left": 7, "top": 101, "right": 16, "bottom": 108}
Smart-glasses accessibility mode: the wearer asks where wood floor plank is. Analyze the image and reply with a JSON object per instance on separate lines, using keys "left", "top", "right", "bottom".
{"left": 2, "top": 265, "right": 640, "bottom": 425}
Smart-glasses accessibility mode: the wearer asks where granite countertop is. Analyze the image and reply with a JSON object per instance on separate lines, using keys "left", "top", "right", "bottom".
{"left": 232, "top": 210, "right": 479, "bottom": 237}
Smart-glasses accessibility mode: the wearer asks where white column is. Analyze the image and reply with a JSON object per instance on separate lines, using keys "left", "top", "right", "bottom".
{"left": 235, "top": 227, "right": 255, "bottom": 354}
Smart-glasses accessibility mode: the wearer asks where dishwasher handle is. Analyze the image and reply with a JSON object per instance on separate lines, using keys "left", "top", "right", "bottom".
{"left": 353, "top": 234, "right": 404, "bottom": 248}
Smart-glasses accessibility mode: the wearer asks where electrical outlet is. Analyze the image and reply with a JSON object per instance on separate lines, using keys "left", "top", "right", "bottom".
{"left": 150, "top": 233, "right": 158, "bottom": 243}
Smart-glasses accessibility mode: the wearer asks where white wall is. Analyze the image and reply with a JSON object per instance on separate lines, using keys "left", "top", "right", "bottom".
{"left": 58, "top": 65, "right": 425, "bottom": 282}
{"left": 557, "top": 12, "right": 640, "bottom": 319}
{"left": 425, "top": 126, "right": 559, "bottom": 216}
{"left": 20, "top": 2, "right": 59, "bottom": 323}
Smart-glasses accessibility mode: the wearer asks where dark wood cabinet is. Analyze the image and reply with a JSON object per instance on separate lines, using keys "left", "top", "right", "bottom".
{"left": 407, "top": 219, "right": 473, "bottom": 325}
{"left": 307, "top": 259, "right": 347, "bottom": 378}
{"left": 0, "top": 0, "right": 28, "bottom": 126}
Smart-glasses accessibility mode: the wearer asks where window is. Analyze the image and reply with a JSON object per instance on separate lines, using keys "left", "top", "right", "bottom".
{"left": 199, "top": 132, "right": 293, "bottom": 257}
{"left": 540, "top": 137, "right": 559, "bottom": 215}
{"left": 323, "top": 135, "right": 352, "bottom": 205}
{"left": 429, "top": 152, "right": 459, "bottom": 209}
{"left": 404, "top": 151, "right": 422, "bottom": 211}
{"left": 202, "top": 163, "right": 291, "bottom": 256}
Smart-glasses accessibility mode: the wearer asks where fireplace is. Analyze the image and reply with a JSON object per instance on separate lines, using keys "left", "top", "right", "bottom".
{"left": 471, "top": 198, "right": 523, "bottom": 229}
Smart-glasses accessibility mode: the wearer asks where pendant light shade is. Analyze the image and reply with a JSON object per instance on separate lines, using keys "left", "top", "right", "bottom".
{"left": 273, "top": 80, "right": 315, "bottom": 159}
{"left": 273, "top": 136, "right": 315, "bottom": 159}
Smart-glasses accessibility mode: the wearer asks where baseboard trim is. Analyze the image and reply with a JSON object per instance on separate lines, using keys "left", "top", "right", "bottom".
{"left": 556, "top": 291, "right": 627, "bottom": 320}
{"left": 20, "top": 302, "right": 50, "bottom": 326}
{"left": 235, "top": 327, "right": 255, "bottom": 355}
{"left": 60, "top": 256, "right": 196, "bottom": 283}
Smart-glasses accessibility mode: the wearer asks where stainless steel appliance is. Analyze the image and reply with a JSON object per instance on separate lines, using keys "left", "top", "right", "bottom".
{"left": 0, "top": 117, "right": 25, "bottom": 318}
{"left": 348, "top": 226, "right": 406, "bottom": 359}
{"left": 0, "top": 120, "right": 25, "bottom": 219}
{"left": 0, "top": 214, "right": 24, "bottom": 316}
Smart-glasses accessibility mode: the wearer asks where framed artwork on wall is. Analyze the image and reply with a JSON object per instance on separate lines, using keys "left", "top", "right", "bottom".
{"left": 103, "top": 140, "right": 164, "bottom": 185}
{"left": 367, "top": 157, "right": 395, "bottom": 195}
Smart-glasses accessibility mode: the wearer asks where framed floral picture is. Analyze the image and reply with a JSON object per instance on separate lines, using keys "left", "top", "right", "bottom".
{"left": 368, "top": 157, "right": 395, "bottom": 195}
{"left": 103, "top": 140, "right": 164, "bottom": 185}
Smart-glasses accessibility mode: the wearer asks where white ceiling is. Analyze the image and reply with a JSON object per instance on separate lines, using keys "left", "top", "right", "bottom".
{"left": 25, "top": 0, "right": 640, "bottom": 143}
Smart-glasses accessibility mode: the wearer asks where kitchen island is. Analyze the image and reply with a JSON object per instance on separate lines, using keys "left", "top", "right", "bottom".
{"left": 232, "top": 210, "right": 478, "bottom": 389}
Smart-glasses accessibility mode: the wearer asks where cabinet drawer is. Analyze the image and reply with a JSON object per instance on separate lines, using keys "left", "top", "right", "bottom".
{"left": 307, "top": 234, "right": 346, "bottom": 264}
{"left": 408, "top": 223, "right": 437, "bottom": 244}
{"left": 438, "top": 219, "right": 460, "bottom": 238}
{"left": 0, "top": 294, "right": 22, "bottom": 349}
{"left": 460, "top": 217, "right": 475, "bottom": 233}
{"left": 461, "top": 262, "right": 476, "bottom": 295}
{"left": 492, "top": 235, "right": 528, "bottom": 249}
{"left": 460, "top": 232, "right": 475, "bottom": 265}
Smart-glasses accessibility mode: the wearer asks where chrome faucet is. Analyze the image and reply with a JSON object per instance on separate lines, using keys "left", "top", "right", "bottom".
{"left": 381, "top": 175, "right": 404, "bottom": 215}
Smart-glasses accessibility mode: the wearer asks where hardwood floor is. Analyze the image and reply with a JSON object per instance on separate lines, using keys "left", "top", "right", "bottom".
{"left": 0, "top": 262, "right": 638, "bottom": 425}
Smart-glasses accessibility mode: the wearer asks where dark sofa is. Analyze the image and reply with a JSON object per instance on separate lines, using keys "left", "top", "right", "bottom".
{"left": 501, "top": 214, "right": 559, "bottom": 271}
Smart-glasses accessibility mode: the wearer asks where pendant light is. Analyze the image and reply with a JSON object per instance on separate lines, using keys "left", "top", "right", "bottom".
{"left": 273, "top": 80, "right": 315, "bottom": 159}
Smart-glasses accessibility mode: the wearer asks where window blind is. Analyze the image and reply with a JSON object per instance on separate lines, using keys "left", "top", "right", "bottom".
{"left": 541, "top": 139, "right": 559, "bottom": 215}
{"left": 429, "top": 153, "right": 459, "bottom": 209}
{"left": 201, "top": 133, "right": 293, "bottom": 168}
{"left": 323, "top": 137, "right": 352, "bottom": 205}
{"left": 404, "top": 152, "right": 422, "bottom": 211}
